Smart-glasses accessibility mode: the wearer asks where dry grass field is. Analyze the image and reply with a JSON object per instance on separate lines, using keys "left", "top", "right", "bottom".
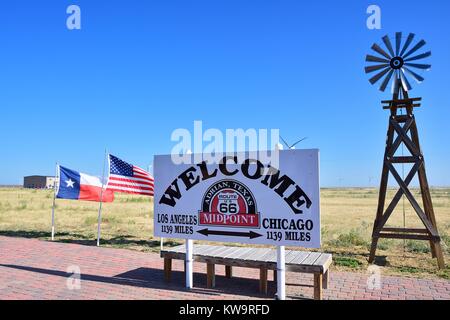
{"left": 0, "top": 187, "right": 449, "bottom": 279}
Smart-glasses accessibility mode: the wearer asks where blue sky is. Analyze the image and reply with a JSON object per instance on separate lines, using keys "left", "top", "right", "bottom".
{"left": 1, "top": 0, "right": 449, "bottom": 186}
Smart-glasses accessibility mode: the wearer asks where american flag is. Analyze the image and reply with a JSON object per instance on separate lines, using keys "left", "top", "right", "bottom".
{"left": 107, "top": 155, "right": 154, "bottom": 196}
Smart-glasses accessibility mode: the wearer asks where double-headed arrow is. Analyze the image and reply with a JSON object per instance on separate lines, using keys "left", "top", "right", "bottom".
{"left": 197, "top": 228, "right": 263, "bottom": 239}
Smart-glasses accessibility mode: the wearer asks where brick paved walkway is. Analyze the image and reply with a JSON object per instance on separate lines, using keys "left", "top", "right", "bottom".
{"left": 0, "top": 236, "right": 449, "bottom": 300}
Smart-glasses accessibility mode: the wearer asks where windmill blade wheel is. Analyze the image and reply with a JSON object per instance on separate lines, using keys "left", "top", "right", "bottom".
{"left": 365, "top": 32, "right": 431, "bottom": 94}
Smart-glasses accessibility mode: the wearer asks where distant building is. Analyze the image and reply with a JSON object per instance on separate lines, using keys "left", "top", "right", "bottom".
{"left": 23, "top": 176, "right": 56, "bottom": 189}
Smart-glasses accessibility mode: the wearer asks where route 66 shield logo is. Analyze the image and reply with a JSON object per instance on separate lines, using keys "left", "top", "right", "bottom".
{"left": 199, "top": 180, "right": 260, "bottom": 228}
{"left": 217, "top": 191, "right": 241, "bottom": 215}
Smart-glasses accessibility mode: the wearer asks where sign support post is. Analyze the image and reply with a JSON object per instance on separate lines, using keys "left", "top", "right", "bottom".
{"left": 96, "top": 150, "right": 108, "bottom": 247}
{"left": 185, "top": 239, "right": 194, "bottom": 289}
{"left": 277, "top": 246, "right": 286, "bottom": 300}
{"left": 184, "top": 150, "right": 194, "bottom": 289}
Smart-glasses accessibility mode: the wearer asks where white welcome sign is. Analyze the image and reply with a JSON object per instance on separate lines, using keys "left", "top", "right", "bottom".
{"left": 154, "top": 149, "right": 320, "bottom": 248}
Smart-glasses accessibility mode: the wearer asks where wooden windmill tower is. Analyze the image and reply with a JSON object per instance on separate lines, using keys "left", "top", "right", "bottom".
{"left": 364, "top": 32, "right": 445, "bottom": 269}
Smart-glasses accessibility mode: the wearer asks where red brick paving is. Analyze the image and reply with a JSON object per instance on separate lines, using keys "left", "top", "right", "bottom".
{"left": 0, "top": 236, "right": 449, "bottom": 300}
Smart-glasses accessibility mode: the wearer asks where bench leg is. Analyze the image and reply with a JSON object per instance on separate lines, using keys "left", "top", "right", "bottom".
{"left": 164, "top": 258, "right": 172, "bottom": 282}
{"left": 323, "top": 270, "right": 329, "bottom": 290}
{"left": 207, "top": 263, "right": 216, "bottom": 289}
{"left": 225, "top": 265, "right": 233, "bottom": 279}
{"left": 259, "top": 268, "right": 268, "bottom": 295}
{"left": 314, "top": 274, "right": 323, "bottom": 300}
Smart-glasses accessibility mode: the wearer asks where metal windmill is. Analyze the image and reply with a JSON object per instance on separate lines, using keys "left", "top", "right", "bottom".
{"left": 364, "top": 33, "right": 445, "bottom": 269}
{"left": 365, "top": 32, "right": 431, "bottom": 96}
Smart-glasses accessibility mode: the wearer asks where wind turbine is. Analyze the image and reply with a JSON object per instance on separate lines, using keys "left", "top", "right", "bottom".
{"left": 280, "top": 136, "right": 308, "bottom": 150}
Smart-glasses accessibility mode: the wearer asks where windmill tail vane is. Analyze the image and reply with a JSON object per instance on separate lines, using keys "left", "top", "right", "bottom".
{"left": 365, "top": 32, "right": 431, "bottom": 95}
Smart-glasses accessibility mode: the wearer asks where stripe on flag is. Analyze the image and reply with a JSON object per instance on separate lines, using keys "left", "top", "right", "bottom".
{"left": 107, "top": 154, "right": 154, "bottom": 196}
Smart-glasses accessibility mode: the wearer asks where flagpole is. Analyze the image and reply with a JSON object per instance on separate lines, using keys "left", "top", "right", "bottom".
{"left": 51, "top": 162, "right": 59, "bottom": 241}
{"left": 96, "top": 150, "right": 108, "bottom": 247}
{"left": 149, "top": 163, "right": 164, "bottom": 251}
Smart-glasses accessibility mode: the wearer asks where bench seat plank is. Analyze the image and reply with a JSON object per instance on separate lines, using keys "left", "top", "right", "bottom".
{"left": 194, "top": 245, "right": 214, "bottom": 255}
{"left": 285, "top": 250, "right": 300, "bottom": 264}
{"left": 302, "top": 252, "right": 323, "bottom": 266}
{"left": 201, "top": 246, "right": 224, "bottom": 256}
{"left": 222, "top": 247, "right": 245, "bottom": 259}
{"left": 261, "top": 249, "right": 277, "bottom": 262}
{"left": 170, "top": 245, "right": 185, "bottom": 253}
{"left": 242, "top": 248, "right": 270, "bottom": 261}
{"left": 207, "top": 246, "right": 236, "bottom": 258}
{"left": 313, "top": 254, "right": 333, "bottom": 269}
{"left": 226, "top": 247, "right": 254, "bottom": 259}
{"left": 216, "top": 246, "right": 242, "bottom": 258}
{"left": 289, "top": 251, "right": 311, "bottom": 265}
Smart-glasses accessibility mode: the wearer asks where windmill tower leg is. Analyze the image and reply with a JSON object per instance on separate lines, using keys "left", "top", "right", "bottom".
{"left": 408, "top": 116, "right": 445, "bottom": 268}
{"left": 369, "top": 117, "right": 395, "bottom": 264}
{"left": 369, "top": 88, "right": 400, "bottom": 264}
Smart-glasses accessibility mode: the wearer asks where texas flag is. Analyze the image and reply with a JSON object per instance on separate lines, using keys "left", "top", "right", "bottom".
{"left": 56, "top": 166, "right": 114, "bottom": 203}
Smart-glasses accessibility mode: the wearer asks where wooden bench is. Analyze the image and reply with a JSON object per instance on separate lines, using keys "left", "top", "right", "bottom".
{"left": 161, "top": 245, "right": 332, "bottom": 300}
